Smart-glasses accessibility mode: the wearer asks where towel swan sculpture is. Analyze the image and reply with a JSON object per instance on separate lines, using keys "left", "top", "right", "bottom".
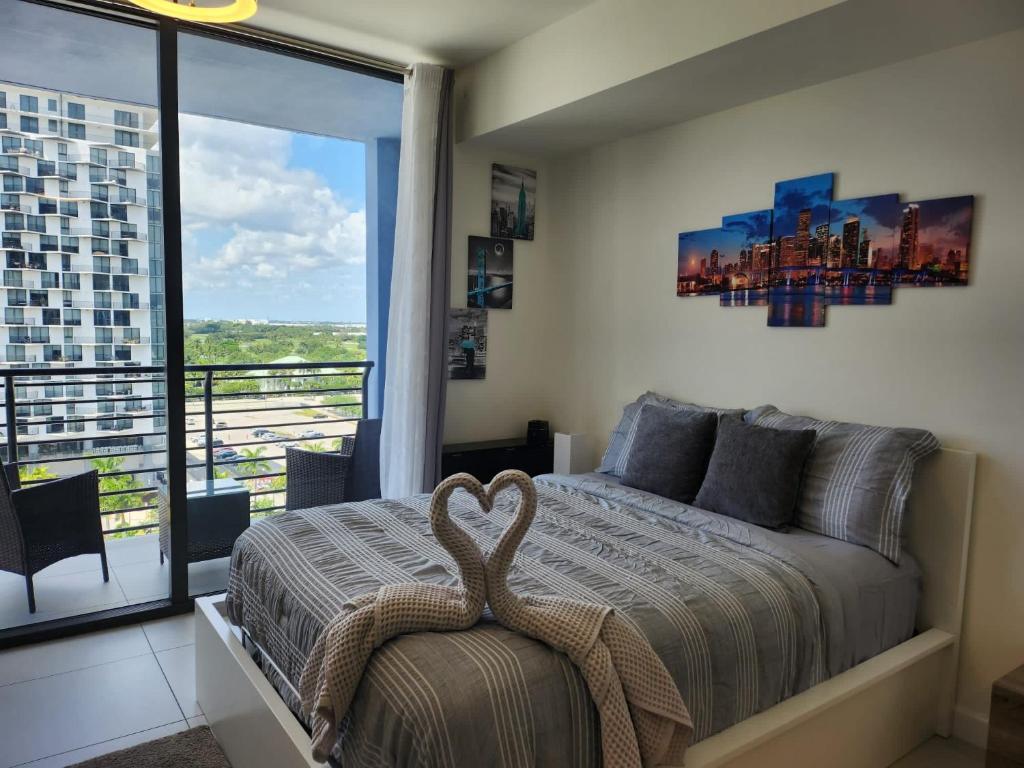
{"left": 299, "top": 473, "right": 493, "bottom": 761}
{"left": 300, "top": 470, "right": 692, "bottom": 766}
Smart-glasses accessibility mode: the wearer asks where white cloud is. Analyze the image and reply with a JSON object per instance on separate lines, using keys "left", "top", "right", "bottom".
{"left": 178, "top": 114, "right": 365, "bottom": 294}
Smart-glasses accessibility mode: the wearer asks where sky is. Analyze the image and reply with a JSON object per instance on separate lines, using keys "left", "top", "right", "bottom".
{"left": 913, "top": 195, "right": 973, "bottom": 257}
{"left": 773, "top": 173, "right": 834, "bottom": 237}
{"left": 677, "top": 227, "right": 749, "bottom": 276}
{"left": 828, "top": 194, "right": 900, "bottom": 268}
{"left": 722, "top": 209, "right": 772, "bottom": 248}
{"left": 179, "top": 115, "right": 368, "bottom": 323}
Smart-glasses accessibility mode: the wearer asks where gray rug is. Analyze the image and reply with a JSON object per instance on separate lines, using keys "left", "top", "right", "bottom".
{"left": 70, "top": 726, "right": 230, "bottom": 768}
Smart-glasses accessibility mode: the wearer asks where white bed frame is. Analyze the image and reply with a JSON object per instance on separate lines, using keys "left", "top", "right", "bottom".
{"left": 195, "top": 447, "right": 976, "bottom": 768}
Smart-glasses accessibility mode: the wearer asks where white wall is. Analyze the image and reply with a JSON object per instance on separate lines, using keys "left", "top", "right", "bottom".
{"left": 456, "top": 0, "right": 840, "bottom": 141}
{"left": 541, "top": 29, "right": 1024, "bottom": 738}
{"left": 443, "top": 144, "right": 561, "bottom": 444}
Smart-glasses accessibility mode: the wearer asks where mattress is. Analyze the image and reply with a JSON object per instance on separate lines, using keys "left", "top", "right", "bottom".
{"left": 225, "top": 473, "right": 920, "bottom": 767}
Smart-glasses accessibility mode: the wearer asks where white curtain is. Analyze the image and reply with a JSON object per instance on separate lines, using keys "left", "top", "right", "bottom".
{"left": 380, "top": 64, "right": 453, "bottom": 498}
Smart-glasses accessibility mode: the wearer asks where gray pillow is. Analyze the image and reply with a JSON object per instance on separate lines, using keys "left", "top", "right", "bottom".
{"left": 694, "top": 415, "right": 816, "bottom": 529}
{"left": 620, "top": 405, "right": 718, "bottom": 503}
{"left": 744, "top": 405, "right": 940, "bottom": 563}
{"left": 598, "top": 391, "right": 744, "bottom": 476}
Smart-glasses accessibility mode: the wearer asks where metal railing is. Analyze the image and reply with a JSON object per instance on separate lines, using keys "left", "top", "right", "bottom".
{"left": 0, "top": 360, "right": 373, "bottom": 536}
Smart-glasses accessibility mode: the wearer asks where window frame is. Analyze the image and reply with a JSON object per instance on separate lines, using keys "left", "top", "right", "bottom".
{"left": 0, "top": 0, "right": 403, "bottom": 649}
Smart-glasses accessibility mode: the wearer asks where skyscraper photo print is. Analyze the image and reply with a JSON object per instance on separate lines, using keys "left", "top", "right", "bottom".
{"left": 768, "top": 173, "right": 834, "bottom": 327}
{"left": 491, "top": 164, "right": 536, "bottom": 240}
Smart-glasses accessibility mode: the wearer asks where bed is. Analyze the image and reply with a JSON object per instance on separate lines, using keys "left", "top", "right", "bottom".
{"left": 198, "top": 446, "right": 974, "bottom": 768}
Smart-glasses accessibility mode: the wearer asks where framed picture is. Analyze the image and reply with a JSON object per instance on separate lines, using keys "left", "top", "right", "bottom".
{"left": 719, "top": 209, "right": 773, "bottom": 306}
{"left": 447, "top": 308, "right": 488, "bottom": 380}
{"left": 824, "top": 193, "right": 900, "bottom": 305}
{"left": 768, "top": 173, "right": 833, "bottom": 327}
{"left": 491, "top": 164, "right": 536, "bottom": 241}
{"left": 894, "top": 195, "right": 973, "bottom": 286}
{"left": 467, "top": 236, "right": 514, "bottom": 309}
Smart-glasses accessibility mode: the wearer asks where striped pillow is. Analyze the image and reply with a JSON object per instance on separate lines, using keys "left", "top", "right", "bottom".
{"left": 598, "top": 392, "right": 744, "bottom": 477}
{"left": 744, "top": 405, "right": 940, "bottom": 563}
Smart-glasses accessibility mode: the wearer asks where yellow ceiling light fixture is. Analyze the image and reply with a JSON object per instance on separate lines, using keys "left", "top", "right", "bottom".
{"left": 127, "top": 0, "right": 258, "bottom": 23}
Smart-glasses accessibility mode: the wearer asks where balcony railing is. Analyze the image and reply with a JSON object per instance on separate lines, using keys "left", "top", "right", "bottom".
{"left": 0, "top": 360, "right": 373, "bottom": 536}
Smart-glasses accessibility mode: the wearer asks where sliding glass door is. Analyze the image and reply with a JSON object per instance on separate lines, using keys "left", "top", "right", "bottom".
{"left": 175, "top": 31, "right": 401, "bottom": 596}
{"left": 0, "top": 1, "right": 171, "bottom": 631}
{"left": 0, "top": 0, "right": 401, "bottom": 640}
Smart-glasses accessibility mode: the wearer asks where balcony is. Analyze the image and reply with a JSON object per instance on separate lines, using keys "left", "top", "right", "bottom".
{"left": 0, "top": 144, "right": 44, "bottom": 159}
{"left": 0, "top": 360, "right": 373, "bottom": 630}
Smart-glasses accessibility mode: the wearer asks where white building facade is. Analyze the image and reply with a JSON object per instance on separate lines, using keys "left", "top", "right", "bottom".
{"left": 0, "top": 81, "right": 164, "bottom": 472}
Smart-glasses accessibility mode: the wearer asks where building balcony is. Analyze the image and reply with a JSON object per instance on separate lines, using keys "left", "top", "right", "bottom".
{"left": 0, "top": 359, "right": 373, "bottom": 630}
{"left": 0, "top": 144, "right": 45, "bottom": 159}
{"left": 0, "top": 533, "right": 229, "bottom": 629}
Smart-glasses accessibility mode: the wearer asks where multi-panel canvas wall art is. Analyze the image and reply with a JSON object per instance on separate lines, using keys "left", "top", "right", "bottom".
{"left": 677, "top": 228, "right": 727, "bottom": 297}
{"left": 894, "top": 195, "right": 973, "bottom": 286}
{"left": 720, "top": 210, "right": 772, "bottom": 306}
{"left": 675, "top": 172, "right": 973, "bottom": 328}
{"left": 825, "top": 193, "right": 900, "bottom": 305}
{"left": 768, "top": 173, "right": 833, "bottom": 327}
{"left": 677, "top": 213, "right": 772, "bottom": 304}
{"left": 467, "top": 236, "right": 514, "bottom": 309}
{"left": 491, "top": 164, "right": 536, "bottom": 241}
{"left": 447, "top": 308, "right": 488, "bottom": 380}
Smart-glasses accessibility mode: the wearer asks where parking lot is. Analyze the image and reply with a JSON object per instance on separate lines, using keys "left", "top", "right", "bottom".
{"left": 183, "top": 393, "right": 359, "bottom": 495}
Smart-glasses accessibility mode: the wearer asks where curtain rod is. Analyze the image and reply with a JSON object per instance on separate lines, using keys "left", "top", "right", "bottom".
{"left": 30, "top": 0, "right": 412, "bottom": 78}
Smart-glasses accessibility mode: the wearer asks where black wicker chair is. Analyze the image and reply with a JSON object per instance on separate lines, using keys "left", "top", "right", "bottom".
{"left": 285, "top": 418, "right": 381, "bottom": 510}
{"left": 0, "top": 466, "right": 108, "bottom": 613}
{"left": 344, "top": 418, "right": 381, "bottom": 502}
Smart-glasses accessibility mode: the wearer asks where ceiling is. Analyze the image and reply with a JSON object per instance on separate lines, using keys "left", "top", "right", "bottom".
{"left": 464, "top": 0, "right": 1024, "bottom": 155}
{"left": 252, "top": 0, "right": 597, "bottom": 66}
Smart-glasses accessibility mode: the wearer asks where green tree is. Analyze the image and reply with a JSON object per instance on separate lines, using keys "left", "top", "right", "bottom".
{"left": 238, "top": 447, "right": 272, "bottom": 476}
{"left": 18, "top": 465, "right": 58, "bottom": 483}
{"left": 91, "top": 457, "right": 150, "bottom": 538}
{"left": 304, "top": 442, "right": 327, "bottom": 452}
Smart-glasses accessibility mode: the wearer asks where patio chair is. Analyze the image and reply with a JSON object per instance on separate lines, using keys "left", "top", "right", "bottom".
{"left": 285, "top": 418, "right": 381, "bottom": 510}
{"left": 0, "top": 466, "right": 108, "bottom": 613}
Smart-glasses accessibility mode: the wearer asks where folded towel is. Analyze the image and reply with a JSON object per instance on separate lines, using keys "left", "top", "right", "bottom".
{"left": 298, "top": 470, "right": 692, "bottom": 767}
{"left": 298, "top": 473, "right": 491, "bottom": 762}
{"left": 485, "top": 470, "right": 693, "bottom": 767}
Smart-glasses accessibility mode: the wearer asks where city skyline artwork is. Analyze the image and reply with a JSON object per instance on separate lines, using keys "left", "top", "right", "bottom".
{"left": 676, "top": 172, "right": 973, "bottom": 328}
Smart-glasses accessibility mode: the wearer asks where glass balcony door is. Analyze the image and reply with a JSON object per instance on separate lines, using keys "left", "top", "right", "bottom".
{"left": 175, "top": 31, "right": 401, "bottom": 596}
{"left": 0, "top": 2, "right": 172, "bottom": 632}
{"left": 0, "top": 0, "right": 400, "bottom": 641}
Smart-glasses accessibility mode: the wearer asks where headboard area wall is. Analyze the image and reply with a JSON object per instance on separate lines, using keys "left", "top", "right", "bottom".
{"left": 542, "top": 28, "right": 1024, "bottom": 744}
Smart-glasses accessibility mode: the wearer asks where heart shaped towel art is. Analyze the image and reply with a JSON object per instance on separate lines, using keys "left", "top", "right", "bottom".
{"left": 299, "top": 471, "right": 693, "bottom": 767}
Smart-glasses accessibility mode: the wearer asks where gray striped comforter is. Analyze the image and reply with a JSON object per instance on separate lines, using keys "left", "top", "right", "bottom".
{"left": 225, "top": 476, "right": 831, "bottom": 767}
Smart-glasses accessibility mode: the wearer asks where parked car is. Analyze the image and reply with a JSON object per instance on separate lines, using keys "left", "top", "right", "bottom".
{"left": 196, "top": 435, "right": 224, "bottom": 448}
{"left": 214, "top": 421, "right": 228, "bottom": 429}
{"left": 214, "top": 447, "right": 238, "bottom": 460}
{"left": 312, "top": 412, "right": 329, "bottom": 419}
{"left": 260, "top": 432, "right": 281, "bottom": 441}
{"left": 251, "top": 428, "right": 272, "bottom": 438}
{"left": 300, "top": 430, "right": 325, "bottom": 439}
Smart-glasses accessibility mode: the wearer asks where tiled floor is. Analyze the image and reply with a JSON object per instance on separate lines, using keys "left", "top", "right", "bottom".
{"left": 891, "top": 735, "right": 985, "bottom": 767}
{"left": 0, "top": 535, "right": 230, "bottom": 631}
{"left": 0, "top": 611, "right": 202, "bottom": 767}
{"left": 0, "top": 607, "right": 990, "bottom": 767}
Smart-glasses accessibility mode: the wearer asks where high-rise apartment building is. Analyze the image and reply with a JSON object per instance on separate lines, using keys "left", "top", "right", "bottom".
{"left": 0, "top": 81, "right": 163, "bottom": 465}
{"left": 842, "top": 217, "right": 860, "bottom": 269}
